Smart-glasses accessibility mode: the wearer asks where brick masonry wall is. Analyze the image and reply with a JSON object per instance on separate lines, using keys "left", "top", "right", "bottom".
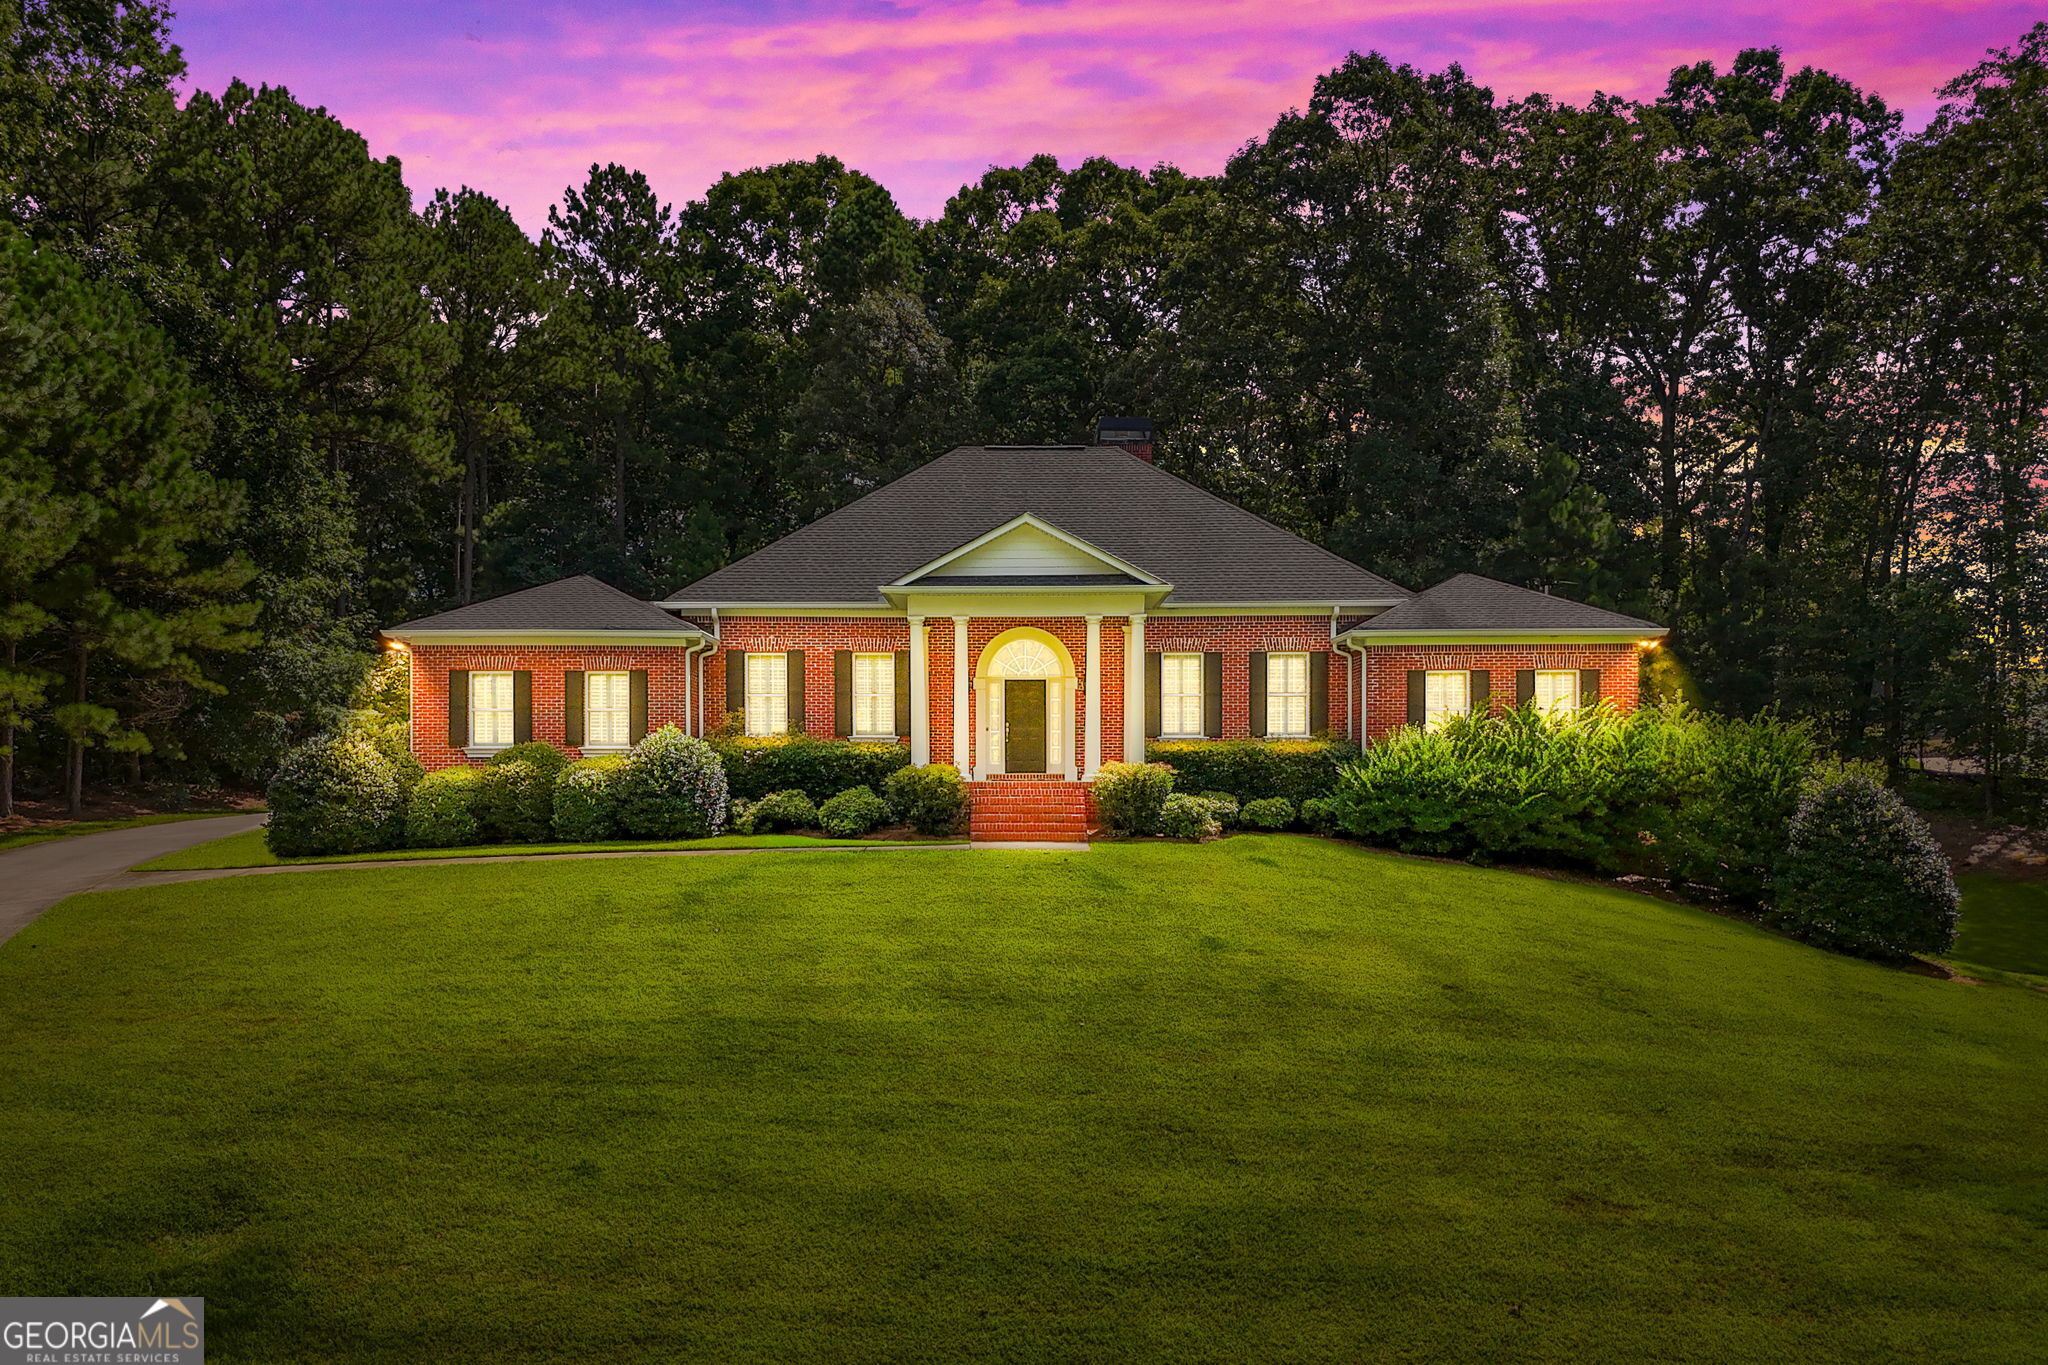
{"left": 1145, "top": 616, "right": 1353, "bottom": 742}
{"left": 409, "top": 643, "right": 701, "bottom": 771}
{"left": 706, "top": 617, "right": 913, "bottom": 738}
{"left": 1361, "top": 642, "right": 1642, "bottom": 744}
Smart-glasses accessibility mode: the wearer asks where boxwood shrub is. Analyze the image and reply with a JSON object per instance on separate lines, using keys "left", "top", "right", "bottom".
{"left": 1159, "top": 792, "right": 1222, "bottom": 841}
{"left": 1240, "top": 796, "right": 1296, "bottom": 831}
{"left": 1770, "top": 772, "right": 1960, "bottom": 959}
{"left": 615, "top": 726, "right": 729, "bottom": 838}
{"left": 1091, "top": 761, "right": 1174, "bottom": 835}
{"left": 405, "top": 766, "right": 483, "bottom": 848}
{"left": 552, "top": 755, "right": 627, "bottom": 841}
{"left": 1299, "top": 796, "right": 1340, "bottom": 835}
{"left": 266, "top": 732, "right": 408, "bottom": 857}
{"left": 819, "top": 785, "right": 890, "bottom": 837}
{"left": 711, "top": 734, "right": 909, "bottom": 803}
{"left": 883, "top": 763, "right": 967, "bottom": 835}
{"left": 1147, "top": 738, "right": 1359, "bottom": 804}
{"left": 739, "top": 788, "right": 818, "bottom": 834}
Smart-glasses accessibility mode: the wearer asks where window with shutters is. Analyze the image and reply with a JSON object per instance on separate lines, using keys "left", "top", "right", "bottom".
{"left": 1424, "top": 670, "right": 1469, "bottom": 732}
{"left": 469, "top": 671, "right": 515, "bottom": 748}
{"left": 1267, "top": 652, "right": 1311, "bottom": 737}
{"left": 1532, "top": 669, "right": 1579, "bottom": 716}
{"left": 852, "top": 653, "right": 894, "bottom": 738}
{"left": 744, "top": 653, "right": 789, "bottom": 736}
{"left": 1160, "top": 653, "right": 1204, "bottom": 738}
{"left": 585, "top": 671, "right": 631, "bottom": 747}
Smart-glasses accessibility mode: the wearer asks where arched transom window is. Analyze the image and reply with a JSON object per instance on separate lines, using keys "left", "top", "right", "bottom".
{"left": 989, "top": 638, "right": 1062, "bottom": 678}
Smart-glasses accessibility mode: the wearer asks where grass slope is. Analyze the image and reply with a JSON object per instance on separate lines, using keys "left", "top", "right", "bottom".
{"left": 1, "top": 836, "right": 2043, "bottom": 1363}
{"left": 0, "top": 810, "right": 247, "bottom": 854}
{"left": 137, "top": 827, "right": 951, "bottom": 871}
{"left": 1955, "top": 873, "right": 2048, "bottom": 978}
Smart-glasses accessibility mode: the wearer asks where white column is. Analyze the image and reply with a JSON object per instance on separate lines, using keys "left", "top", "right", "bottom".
{"left": 952, "top": 616, "right": 971, "bottom": 773}
{"left": 908, "top": 616, "right": 929, "bottom": 765}
{"left": 1123, "top": 614, "right": 1146, "bottom": 765}
{"left": 1084, "top": 615, "right": 1102, "bottom": 778}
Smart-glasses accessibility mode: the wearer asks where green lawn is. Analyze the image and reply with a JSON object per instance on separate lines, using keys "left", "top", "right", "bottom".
{"left": 0, "top": 809, "right": 249, "bottom": 854}
{"left": 136, "top": 827, "right": 954, "bottom": 871}
{"left": 1, "top": 837, "right": 2044, "bottom": 1363}
{"left": 1955, "top": 872, "right": 2048, "bottom": 978}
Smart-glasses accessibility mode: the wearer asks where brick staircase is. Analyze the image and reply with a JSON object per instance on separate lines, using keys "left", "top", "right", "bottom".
{"left": 968, "top": 776, "right": 1093, "bottom": 842}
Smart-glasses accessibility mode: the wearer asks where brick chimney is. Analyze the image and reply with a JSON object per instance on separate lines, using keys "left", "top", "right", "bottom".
{"left": 1094, "top": 415, "right": 1155, "bottom": 463}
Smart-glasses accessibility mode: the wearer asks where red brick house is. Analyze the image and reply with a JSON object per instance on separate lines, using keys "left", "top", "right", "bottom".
{"left": 384, "top": 421, "right": 1665, "bottom": 838}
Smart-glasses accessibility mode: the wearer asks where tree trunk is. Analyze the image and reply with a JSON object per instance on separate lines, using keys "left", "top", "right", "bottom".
{"left": 65, "top": 646, "right": 87, "bottom": 817}
{"left": 1, "top": 638, "right": 14, "bottom": 820}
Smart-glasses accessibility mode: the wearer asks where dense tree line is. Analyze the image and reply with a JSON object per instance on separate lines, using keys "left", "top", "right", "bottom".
{"left": 2, "top": 0, "right": 2043, "bottom": 811}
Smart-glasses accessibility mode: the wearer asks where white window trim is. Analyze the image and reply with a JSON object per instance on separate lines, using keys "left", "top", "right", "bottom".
{"left": 1266, "top": 651, "right": 1312, "bottom": 738}
{"left": 1532, "top": 669, "right": 1580, "bottom": 716}
{"left": 1424, "top": 670, "right": 1470, "bottom": 733}
{"left": 1160, "top": 652, "right": 1205, "bottom": 739}
{"left": 584, "top": 670, "right": 632, "bottom": 749}
{"left": 745, "top": 652, "right": 790, "bottom": 737}
{"left": 851, "top": 652, "right": 896, "bottom": 740}
{"left": 468, "top": 670, "right": 515, "bottom": 750}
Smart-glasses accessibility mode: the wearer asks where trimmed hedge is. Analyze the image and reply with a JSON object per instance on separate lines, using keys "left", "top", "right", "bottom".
{"left": 1092, "top": 761, "right": 1174, "bottom": 835}
{"left": 819, "top": 785, "right": 890, "bottom": 837}
{"left": 884, "top": 764, "right": 968, "bottom": 836}
{"left": 1147, "top": 738, "right": 1359, "bottom": 804}
{"left": 711, "top": 735, "right": 909, "bottom": 803}
{"left": 406, "top": 766, "right": 482, "bottom": 847}
{"left": 266, "top": 733, "right": 408, "bottom": 857}
{"left": 1771, "top": 773, "right": 1960, "bottom": 959}
{"left": 552, "top": 755, "right": 627, "bottom": 841}
{"left": 615, "top": 726, "right": 729, "bottom": 838}
{"left": 740, "top": 788, "right": 818, "bottom": 834}
{"left": 476, "top": 760, "right": 552, "bottom": 842}
{"left": 1240, "top": 797, "right": 1296, "bottom": 831}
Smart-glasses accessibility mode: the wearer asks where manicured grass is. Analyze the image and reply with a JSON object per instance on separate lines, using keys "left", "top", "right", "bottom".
{"left": 137, "top": 827, "right": 955, "bottom": 871}
{"left": 1955, "top": 872, "right": 2048, "bottom": 977}
{"left": 0, "top": 810, "right": 249, "bottom": 854}
{"left": 1, "top": 836, "right": 2044, "bottom": 1362}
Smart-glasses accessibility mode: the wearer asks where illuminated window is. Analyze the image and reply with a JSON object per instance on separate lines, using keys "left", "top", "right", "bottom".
{"left": 852, "top": 653, "right": 894, "bottom": 738}
{"left": 469, "top": 671, "right": 514, "bottom": 748}
{"left": 585, "top": 671, "right": 630, "bottom": 747}
{"left": 745, "top": 653, "right": 789, "bottom": 736}
{"left": 1267, "top": 652, "right": 1311, "bottom": 737}
{"left": 1424, "top": 670, "right": 1469, "bottom": 732}
{"left": 1160, "top": 653, "right": 1204, "bottom": 738}
{"left": 1533, "top": 670, "right": 1579, "bottom": 716}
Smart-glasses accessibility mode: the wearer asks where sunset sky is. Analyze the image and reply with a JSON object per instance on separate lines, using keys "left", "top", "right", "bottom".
{"left": 168, "top": 0, "right": 2037, "bottom": 231}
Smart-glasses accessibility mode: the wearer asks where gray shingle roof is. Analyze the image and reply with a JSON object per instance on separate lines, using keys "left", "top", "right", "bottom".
{"left": 665, "top": 447, "right": 1408, "bottom": 605}
{"left": 1355, "top": 574, "right": 1663, "bottom": 633}
{"left": 386, "top": 575, "right": 701, "bottom": 634}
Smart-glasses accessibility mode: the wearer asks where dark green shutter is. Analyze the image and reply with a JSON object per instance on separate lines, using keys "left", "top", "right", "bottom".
{"left": 1248, "top": 652, "right": 1268, "bottom": 737}
{"left": 447, "top": 670, "right": 469, "bottom": 748}
{"left": 1406, "top": 670, "right": 1427, "bottom": 727}
{"left": 1579, "top": 668, "right": 1601, "bottom": 709}
{"left": 1515, "top": 669, "right": 1536, "bottom": 707}
{"left": 512, "top": 670, "right": 533, "bottom": 744}
{"left": 785, "top": 650, "right": 805, "bottom": 734}
{"left": 1203, "top": 652, "right": 1223, "bottom": 738}
{"left": 1311, "top": 652, "right": 1330, "bottom": 735}
{"left": 563, "top": 671, "right": 585, "bottom": 746}
{"left": 725, "top": 651, "right": 746, "bottom": 728}
{"left": 1144, "top": 652, "right": 1162, "bottom": 739}
{"left": 630, "top": 669, "right": 649, "bottom": 740}
{"left": 833, "top": 650, "right": 853, "bottom": 737}
{"left": 894, "top": 649, "right": 911, "bottom": 738}
{"left": 1469, "top": 670, "right": 1490, "bottom": 718}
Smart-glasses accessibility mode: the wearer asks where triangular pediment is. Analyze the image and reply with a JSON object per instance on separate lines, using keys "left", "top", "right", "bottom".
{"left": 890, "top": 515, "right": 1166, "bottom": 587}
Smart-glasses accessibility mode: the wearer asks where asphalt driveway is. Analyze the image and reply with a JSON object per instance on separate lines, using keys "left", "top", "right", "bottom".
{"left": 0, "top": 814, "right": 268, "bottom": 945}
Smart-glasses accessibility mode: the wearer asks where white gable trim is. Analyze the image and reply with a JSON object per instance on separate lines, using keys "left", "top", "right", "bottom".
{"left": 887, "top": 514, "right": 1168, "bottom": 588}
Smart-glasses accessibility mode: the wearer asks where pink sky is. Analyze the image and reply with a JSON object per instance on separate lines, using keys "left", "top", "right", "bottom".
{"left": 169, "top": 0, "right": 2037, "bottom": 231}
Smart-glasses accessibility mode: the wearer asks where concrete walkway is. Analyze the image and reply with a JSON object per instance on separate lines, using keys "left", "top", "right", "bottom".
{"left": 0, "top": 813, "right": 269, "bottom": 944}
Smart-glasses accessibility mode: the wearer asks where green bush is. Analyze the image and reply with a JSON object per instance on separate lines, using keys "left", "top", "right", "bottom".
{"left": 552, "top": 755, "right": 627, "bottom": 841}
{"left": 615, "top": 726, "right": 729, "bottom": 838}
{"left": 819, "top": 785, "right": 891, "bottom": 837}
{"left": 1091, "top": 761, "right": 1174, "bottom": 835}
{"left": 1770, "top": 773, "right": 1960, "bottom": 959}
{"left": 405, "top": 766, "right": 482, "bottom": 847}
{"left": 711, "top": 734, "right": 909, "bottom": 802}
{"left": 1147, "top": 738, "right": 1359, "bottom": 804}
{"left": 883, "top": 763, "right": 967, "bottom": 835}
{"left": 1159, "top": 792, "right": 1222, "bottom": 841}
{"left": 1300, "top": 796, "right": 1340, "bottom": 836}
{"left": 1240, "top": 797, "right": 1296, "bottom": 831}
{"left": 265, "top": 732, "right": 408, "bottom": 857}
{"left": 473, "top": 742, "right": 572, "bottom": 842}
{"left": 741, "top": 788, "right": 818, "bottom": 834}
{"left": 1656, "top": 713, "right": 1818, "bottom": 903}
{"left": 1197, "top": 791, "right": 1240, "bottom": 829}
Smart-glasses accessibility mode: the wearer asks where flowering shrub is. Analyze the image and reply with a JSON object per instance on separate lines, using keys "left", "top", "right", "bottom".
{"left": 1159, "top": 792, "right": 1223, "bottom": 841}
{"left": 615, "top": 726, "right": 729, "bottom": 838}
{"left": 266, "top": 732, "right": 408, "bottom": 856}
{"left": 1770, "top": 773, "right": 1959, "bottom": 959}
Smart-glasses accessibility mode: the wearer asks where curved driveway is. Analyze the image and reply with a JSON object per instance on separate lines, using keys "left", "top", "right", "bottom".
{"left": 0, "top": 814, "right": 268, "bottom": 945}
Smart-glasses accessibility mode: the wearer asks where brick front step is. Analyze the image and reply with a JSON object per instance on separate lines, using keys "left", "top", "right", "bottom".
{"left": 968, "top": 779, "right": 1094, "bottom": 842}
